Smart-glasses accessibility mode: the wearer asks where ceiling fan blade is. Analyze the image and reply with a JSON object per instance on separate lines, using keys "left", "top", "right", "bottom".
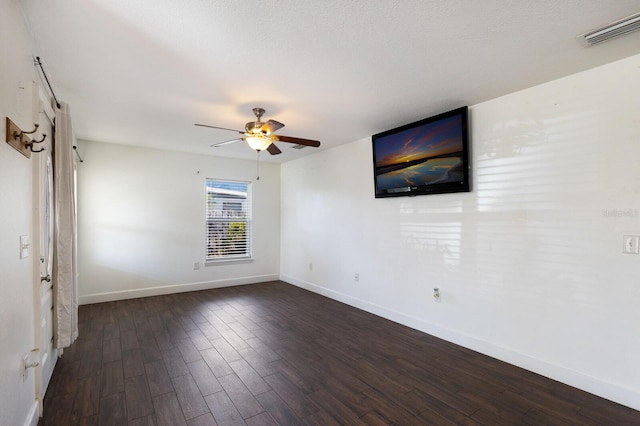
{"left": 260, "top": 119, "right": 285, "bottom": 135}
{"left": 211, "top": 138, "right": 243, "bottom": 147}
{"left": 266, "top": 143, "right": 282, "bottom": 155}
{"left": 195, "top": 123, "right": 244, "bottom": 134}
{"left": 274, "top": 135, "right": 321, "bottom": 147}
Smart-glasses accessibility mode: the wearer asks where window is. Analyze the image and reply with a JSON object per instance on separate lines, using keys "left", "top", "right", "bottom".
{"left": 206, "top": 179, "right": 251, "bottom": 261}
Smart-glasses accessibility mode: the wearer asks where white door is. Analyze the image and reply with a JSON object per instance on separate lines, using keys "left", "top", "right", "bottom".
{"left": 32, "top": 83, "right": 57, "bottom": 413}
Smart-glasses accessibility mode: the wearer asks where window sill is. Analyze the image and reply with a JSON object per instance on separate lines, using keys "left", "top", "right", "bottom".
{"left": 205, "top": 257, "right": 253, "bottom": 266}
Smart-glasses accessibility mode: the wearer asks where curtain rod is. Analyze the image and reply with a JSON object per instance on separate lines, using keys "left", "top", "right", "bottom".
{"left": 34, "top": 56, "right": 61, "bottom": 109}
{"left": 73, "top": 146, "right": 84, "bottom": 163}
{"left": 34, "top": 56, "right": 83, "bottom": 163}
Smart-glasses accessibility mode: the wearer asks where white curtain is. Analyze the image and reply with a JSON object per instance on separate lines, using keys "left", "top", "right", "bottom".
{"left": 53, "top": 102, "right": 78, "bottom": 349}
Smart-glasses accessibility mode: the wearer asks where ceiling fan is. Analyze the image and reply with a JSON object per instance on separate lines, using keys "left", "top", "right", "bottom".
{"left": 195, "top": 107, "right": 321, "bottom": 155}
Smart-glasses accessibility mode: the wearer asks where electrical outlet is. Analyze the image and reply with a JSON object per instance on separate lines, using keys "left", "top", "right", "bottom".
{"left": 309, "top": 262, "right": 313, "bottom": 271}
{"left": 193, "top": 262, "right": 200, "bottom": 270}
{"left": 354, "top": 273, "right": 359, "bottom": 282}
{"left": 433, "top": 288, "right": 441, "bottom": 302}
{"left": 623, "top": 235, "right": 639, "bottom": 254}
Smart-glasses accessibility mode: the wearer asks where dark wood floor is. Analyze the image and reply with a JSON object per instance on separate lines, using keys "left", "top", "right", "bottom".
{"left": 39, "top": 281, "right": 639, "bottom": 425}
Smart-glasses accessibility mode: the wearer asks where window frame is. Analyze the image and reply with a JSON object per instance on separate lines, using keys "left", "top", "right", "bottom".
{"left": 205, "top": 178, "right": 252, "bottom": 264}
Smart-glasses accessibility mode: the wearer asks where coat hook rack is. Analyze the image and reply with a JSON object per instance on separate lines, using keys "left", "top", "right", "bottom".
{"left": 5, "top": 117, "right": 47, "bottom": 158}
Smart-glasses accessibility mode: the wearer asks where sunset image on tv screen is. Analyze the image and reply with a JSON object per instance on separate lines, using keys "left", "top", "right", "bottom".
{"left": 375, "top": 115, "right": 464, "bottom": 191}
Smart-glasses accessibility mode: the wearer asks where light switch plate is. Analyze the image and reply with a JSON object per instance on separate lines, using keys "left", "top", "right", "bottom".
{"left": 19, "top": 235, "right": 30, "bottom": 259}
{"left": 623, "top": 235, "right": 639, "bottom": 254}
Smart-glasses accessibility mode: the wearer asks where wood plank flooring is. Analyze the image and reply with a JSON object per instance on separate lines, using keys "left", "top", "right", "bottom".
{"left": 39, "top": 281, "right": 640, "bottom": 425}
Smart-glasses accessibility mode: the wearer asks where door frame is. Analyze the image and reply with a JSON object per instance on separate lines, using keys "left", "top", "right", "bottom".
{"left": 31, "top": 81, "right": 57, "bottom": 415}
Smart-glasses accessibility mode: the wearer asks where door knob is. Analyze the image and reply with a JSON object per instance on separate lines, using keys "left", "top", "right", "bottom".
{"left": 41, "top": 274, "right": 51, "bottom": 282}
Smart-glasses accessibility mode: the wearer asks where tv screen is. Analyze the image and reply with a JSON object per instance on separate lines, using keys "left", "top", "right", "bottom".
{"left": 372, "top": 106, "right": 470, "bottom": 198}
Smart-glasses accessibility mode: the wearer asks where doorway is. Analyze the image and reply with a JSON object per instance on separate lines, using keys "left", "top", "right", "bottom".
{"left": 32, "top": 82, "right": 57, "bottom": 413}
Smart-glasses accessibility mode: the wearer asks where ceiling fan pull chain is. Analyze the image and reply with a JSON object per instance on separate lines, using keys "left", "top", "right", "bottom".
{"left": 256, "top": 150, "right": 261, "bottom": 180}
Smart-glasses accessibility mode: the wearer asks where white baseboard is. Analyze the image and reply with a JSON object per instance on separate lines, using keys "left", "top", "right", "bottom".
{"left": 24, "top": 401, "right": 39, "bottom": 426}
{"left": 79, "top": 274, "right": 279, "bottom": 305}
{"left": 281, "top": 274, "right": 640, "bottom": 411}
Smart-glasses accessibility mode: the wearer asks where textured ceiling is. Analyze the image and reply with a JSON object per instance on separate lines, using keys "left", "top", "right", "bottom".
{"left": 19, "top": 0, "right": 640, "bottom": 163}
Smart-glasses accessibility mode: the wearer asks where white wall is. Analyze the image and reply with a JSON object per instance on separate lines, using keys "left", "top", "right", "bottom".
{"left": 281, "top": 54, "right": 640, "bottom": 409}
{"left": 77, "top": 141, "right": 280, "bottom": 303}
{"left": 0, "top": 1, "right": 40, "bottom": 425}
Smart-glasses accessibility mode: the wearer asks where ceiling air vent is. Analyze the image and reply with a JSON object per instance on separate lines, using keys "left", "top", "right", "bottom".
{"left": 578, "top": 12, "right": 640, "bottom": 47}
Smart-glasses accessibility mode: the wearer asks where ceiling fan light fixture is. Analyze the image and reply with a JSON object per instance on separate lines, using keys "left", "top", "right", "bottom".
{"left": 246, "top": 136, "right": 272, "bottom": 151}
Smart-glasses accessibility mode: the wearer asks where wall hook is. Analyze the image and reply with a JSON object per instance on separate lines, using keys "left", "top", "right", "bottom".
{"left": 32, "top": 133, "right": 46, "bottom": 144}
{"left": 24, "top": 133, "right": 46, "bottom": 153}
{"left": 18, "top": 123, "right": 39, "bottom": 137}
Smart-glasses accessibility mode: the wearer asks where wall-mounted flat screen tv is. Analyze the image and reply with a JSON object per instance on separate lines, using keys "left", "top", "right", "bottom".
{"left": 372, "top": 106, "right": 470, "bottom": 198}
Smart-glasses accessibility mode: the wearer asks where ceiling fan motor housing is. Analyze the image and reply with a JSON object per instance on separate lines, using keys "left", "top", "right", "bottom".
{"left": 246, "top": 107, "right": 266, "bottom": 134}
{"left": 246, "top": 121, "right": 265, "bottom": 134}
